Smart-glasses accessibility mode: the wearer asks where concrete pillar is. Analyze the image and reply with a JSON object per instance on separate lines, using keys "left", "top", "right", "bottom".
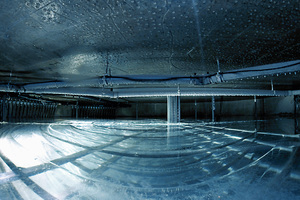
{"left": 167, "top": 96, "right": 180, "bottom": 123}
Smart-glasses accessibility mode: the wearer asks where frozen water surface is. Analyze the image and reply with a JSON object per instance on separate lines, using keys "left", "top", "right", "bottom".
{"left": 0, "top": 119, "right": 300, "bottom": 200}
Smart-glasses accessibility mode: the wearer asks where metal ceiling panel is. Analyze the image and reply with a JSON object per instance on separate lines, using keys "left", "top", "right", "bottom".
{"left": 0, "top": 0, "right": 299, "bottom": 85}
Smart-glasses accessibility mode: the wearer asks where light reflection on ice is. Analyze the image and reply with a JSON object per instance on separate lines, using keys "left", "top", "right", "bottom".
{"left": 0, "top": 119, "right": 299, "bottom": 200}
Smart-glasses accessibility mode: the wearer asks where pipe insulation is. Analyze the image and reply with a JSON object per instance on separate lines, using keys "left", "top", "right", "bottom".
{"left": 12, "top": 60, "right": 299, "bottom": 91}
{"left": 0, "top": 60, "right": 298, "bottom": 98}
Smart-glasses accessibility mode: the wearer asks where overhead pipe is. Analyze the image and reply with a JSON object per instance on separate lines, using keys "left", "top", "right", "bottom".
{"left": 217, "top": 60, "right": 300, "bottom": 83}
{"left": 21, "top": 76, "right": 197, "bottom": 91}
{"left": 0, "top": 60, "right": 298, "bottom": 98}
{"left": 0, "top": 61, "right": 298, "bottom": 93}
{"left": 17, "top": 60, "right": 299, "bottom": 90}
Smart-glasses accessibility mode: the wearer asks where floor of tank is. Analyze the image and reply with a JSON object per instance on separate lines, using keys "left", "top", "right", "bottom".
{"left": 0, "top": 118, "right": 300, "bottom": 200}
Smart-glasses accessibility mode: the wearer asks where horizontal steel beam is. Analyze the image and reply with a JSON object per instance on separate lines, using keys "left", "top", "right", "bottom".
{"left": 10, "top": 59, "right": 299, "bottom": 90}
{"left": 112, "top": 88, "right": 288, "bottom": 98}
{"left": 26, "top": 88, "right": 114, "bottom": 98}
{"left": 0, "top": 60, "right": 298, "bottom": 99}
{"left": 0, "top": 86, "right": 288, "bottom": 98}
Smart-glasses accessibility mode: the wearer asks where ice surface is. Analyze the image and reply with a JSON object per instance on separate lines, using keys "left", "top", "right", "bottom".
{"left": 0, "top": 119, "right": 299, "bottom": 200}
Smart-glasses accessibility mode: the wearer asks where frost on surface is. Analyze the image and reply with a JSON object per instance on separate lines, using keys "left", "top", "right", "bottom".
{"left": 0, "top": 119, "right": 299, "bottom": 200}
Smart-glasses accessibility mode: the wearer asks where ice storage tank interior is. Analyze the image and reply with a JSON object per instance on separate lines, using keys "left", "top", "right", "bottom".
{"left": 0, "top": 0, "right": 300, "bottom": 199}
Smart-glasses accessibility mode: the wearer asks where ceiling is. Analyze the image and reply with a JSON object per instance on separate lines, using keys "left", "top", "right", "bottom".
{"left": 0, "top": 0, "right": 299, "bottom": 103}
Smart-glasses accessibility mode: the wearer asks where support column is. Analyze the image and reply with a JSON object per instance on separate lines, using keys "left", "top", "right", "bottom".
{"left": 195, "top": 99, "right": 197, "bottom": 121}
{"left": 136, "top": 103, "right": 139, "bottom": 120}
{"left": 254, "top": 96, "right": 257, "bottom": 120}
{"left": 8, "top": 100, "right": 12, "bottom": 120}
{"left": 76, "top": 101, "right": 79, "bottom": 119}
{"left": 219, "top": 96, "right": 224, "bottom": 119}
{"left": 295, "top": 95, "right": 300, "bottom": 135}
{"left": 254, "top": 96, "right": 258, "bottom": 131}
{"left": 167, "top": 96, "right": 180, "bottom": 123}
{"left": 24, "top": 101, "right": 28, "bottom": 119}
{"left": 211, "top": 96, "right": 215, "bottom": 122}
{"left": 262, "top": 97, "right": 265, "bottom": 118}
{"left": 295, "top": 95, "right": 300, "bottom": 117}
{"left": 19, "top": 101, "right": 24, "bottom": 119}
{"left": 12, "top": 100, "right": 16, "bottom": 118}
{"left": 2, "top": 96, "right": 7, "bottom": 121}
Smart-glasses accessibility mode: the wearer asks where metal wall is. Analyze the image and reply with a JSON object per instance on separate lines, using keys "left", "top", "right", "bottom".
{"left": 116, "top": 96, "right": 296, "bottom": 120}
{"left": 71, "top": 105, "right": 116, "bottom": 119}
{"left": 0, "top": 97, "right": 57, "bottom": 121}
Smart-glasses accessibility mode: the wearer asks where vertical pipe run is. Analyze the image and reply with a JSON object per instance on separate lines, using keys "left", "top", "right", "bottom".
{"left": 178, "top": 97, "right": 181, "bottom": 122}
{"left": 254, "top": 95, "right": 258, "bottom": 131}
{"left": 254, "top": 96, "right": 257, "bottom": 119}
{"left": 12, "top": 101, "right": 16, "bottom": 118}
{"left": 219, "top": 96, "right": 224, "bottom": 119}
{"left": 167, "top": 96, "right": 180, "bottom": 123}
{"left": 211, "top": 96, "right": 215, "bottom": 122}
{"left": 295, "top": 95, "right": 299, "bottom": 134}
{"left": 136, "top": 103, "right": 139, "bottom": 120}
{"left": 262, "top": 97, "right": 265, "bottom": 118}
{"left": 294, "top": 95, "right": 299, "bottom": 117}
{"left": 195, "top": 99, "right": 197, "bottom": 120}
{"left": 24, "top": 102, "right": 28, "bottom": 119}
{"left": 8, "top": 100, "right": 12, "bottom": 120}
{"left": 76, "top": 102, "right": 79, "bottom": 119}
{"left": 2, "top": 97, "right": 7, "bottom": 121}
